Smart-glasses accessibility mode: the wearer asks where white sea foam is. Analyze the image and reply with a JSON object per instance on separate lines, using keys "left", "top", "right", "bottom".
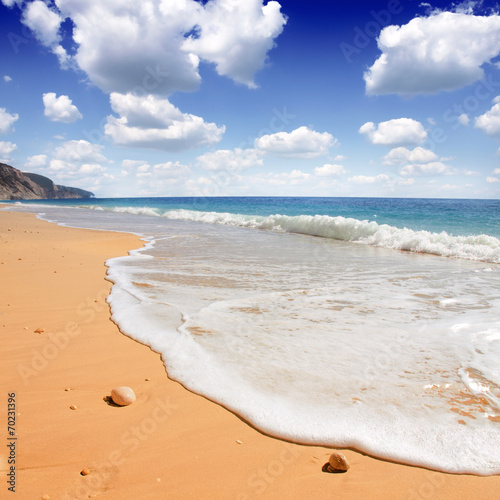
{"left": 102, "top": 218, "right": 500, "bottom": 475}
{"left": 88, "top": 207, "right": 500, "bottom": 263}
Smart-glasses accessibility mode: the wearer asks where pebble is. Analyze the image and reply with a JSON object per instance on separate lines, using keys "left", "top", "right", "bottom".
{"left": 34, "top": 328, "right": 45, "bottom": 333}
{"left": 326, "top": 452, "right": 350, "bottom": 472}
{"left": 64, "top": 387, "right": 71, "bottom": 391}
{"left": 41, "top": 495, "right": 50, "bottom": 500}
{"left": 69, "top": 405, "right": 77, "bottom": 410}
{"left": 81, "top": 468, "right": 91, "bottom": 476}
{"left": 236, "top": 440, "right": 243, "bottom": 444}
{"left": 110, "top": 386, "right": 136, "bottom": 406}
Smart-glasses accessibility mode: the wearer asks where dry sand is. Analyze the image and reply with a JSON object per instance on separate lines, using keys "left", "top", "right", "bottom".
{"left": 1, "top": 209, "right": 499, "bottom": 499}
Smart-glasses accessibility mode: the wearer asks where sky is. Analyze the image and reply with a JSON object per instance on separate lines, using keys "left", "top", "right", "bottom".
{"left": 1, "top": 0, "right": 500, "bottom": 199}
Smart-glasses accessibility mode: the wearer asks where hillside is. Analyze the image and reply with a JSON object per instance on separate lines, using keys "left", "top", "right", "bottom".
{"left": 0, "top": 163, "right": 94, "bottom": 200}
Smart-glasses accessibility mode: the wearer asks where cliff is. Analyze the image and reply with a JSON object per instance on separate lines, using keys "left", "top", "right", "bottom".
{"left": 0, "top": 163, "right": 94, "bottom": 200}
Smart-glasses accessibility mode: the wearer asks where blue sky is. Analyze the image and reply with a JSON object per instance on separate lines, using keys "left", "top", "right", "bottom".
{"left": 1, "top": 0, "right": 500, "bottom": 198}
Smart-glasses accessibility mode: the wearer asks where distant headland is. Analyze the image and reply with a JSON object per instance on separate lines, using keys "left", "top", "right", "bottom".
{"left": 0, "top": 163, "right": 94, "bottom": 200}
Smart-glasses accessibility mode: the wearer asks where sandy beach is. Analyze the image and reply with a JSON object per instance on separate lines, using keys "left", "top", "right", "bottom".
{"left": 1, "top": 209, "right": 499, "bottom": 499}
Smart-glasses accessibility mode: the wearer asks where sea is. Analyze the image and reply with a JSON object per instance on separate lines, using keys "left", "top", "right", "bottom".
{"left": 3, "top": 196, "right": 500, "bottom": 475}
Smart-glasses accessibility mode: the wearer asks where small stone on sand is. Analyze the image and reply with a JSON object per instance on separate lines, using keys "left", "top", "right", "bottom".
{"left": 64, "top": 387, "right": 71, "bottom": 391}
{"left": 326, "top": 452, "right": 350, "bottom": 472}
{"left": 69, "top": 405, "right": 77, "bottom": 410}
{"left": 236, "top": 440, "right": 243, "bottom": 444}
{"left": 80, "top": 468, "right": 91, "bottom": 476}
{"left": 41, "top": 495, "right": 50, "bottom": 500}
{"left": 110, "top": 386, "right": 136, "bottom": 406}
{"left": 145, "top": 378, "right": 150, "bottom": 381}
{"left": 34, "top": 328, "right": 45, "bottom": 333}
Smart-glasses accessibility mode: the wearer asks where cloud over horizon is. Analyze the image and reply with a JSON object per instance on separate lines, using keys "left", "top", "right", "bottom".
{"left": 255, "top": 126, "right": 337, "bottom": 158}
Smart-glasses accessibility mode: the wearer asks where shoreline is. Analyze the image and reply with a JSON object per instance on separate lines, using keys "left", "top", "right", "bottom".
{"left": 1, "top": 209, "right": 499, "bottom": 499}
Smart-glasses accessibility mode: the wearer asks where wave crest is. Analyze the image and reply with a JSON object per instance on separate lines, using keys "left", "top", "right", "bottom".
{"left": 90, "top": 206, "right": 500, "bottom": 263}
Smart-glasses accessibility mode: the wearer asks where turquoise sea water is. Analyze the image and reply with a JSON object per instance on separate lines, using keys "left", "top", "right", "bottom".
{"left": 4, "top": 197, "right": 500, "bottom": 474}
{"left": 12, "top": 196, "right": 500, "bottom": 237}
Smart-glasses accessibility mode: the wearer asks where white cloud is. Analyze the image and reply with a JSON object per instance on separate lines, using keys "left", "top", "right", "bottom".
{"left": 383, "top": 146, "right": 438, "bottom": 165}
{"left": 397, "top": 177, "right": 415, "bottom": 186}
{"left": 52, "top": 140, "right": 108, "bottom": 164}
{"left": 463, "top": 169, "right": 480, "bottom": 176}
{"left": 183, "top": 0, "right": 286, "bottom": 88}
{"left": 314, "top": 163, "right": 346, "bottom": 176}
{"left": 121, "top": 160, "right": 145, "bottom": 171}
{"left": 49, "top": 0, "right": 285, "bottom": 95}
{"left": 3, "top": 75, "right": 12, "bottom": 83}
{"left": 47, "top": 140, "right": 109, "bottom": 179}
{"left": 494, "top": 168, "right": 500, "bottom": 174}
{"left": 486, "top": 176, "right": 500, "bottom": 183}
{"left": 185, "top": 176, "right": 220, "bottom": 196}
{"left": 135, "top": 162, "right": 192, "bottom": 196}
{"left": 248, "top": 169, "right": 311, "bottom": 188}
{"left": 197, "top": 148, "right": 263, "bottom": 171}
{"left": 21, "top": 1, "right": 68, "bottom": 67}
{"left": 104, "top": 93, "right": 225, "bottom": 152}
{"left": 284, "top": 169, "right": 310, "bottom": 184}
{"left": 255, "top": 126, "right": 336, "bottom": 158}
{"left": 25, "top": 154, "right": 48, "bottom": 169}
{"left": 475, "top": 96, "right": 500, "bottom": 137}
{"left": 0, "top": 108, "right": 19, "bottom": 134}
{"left": 78, "top": 163, "right": 106, "bottom": 175}
{"left": 458, "top": 113, "right": 470, "bottom": 126}
{"left": 22, "top": 0, "right": 62, "bottom": 46}
{"left": 349, "top": 174, "right": 390, "bottom": 184}
{"left": 359, "top": 118, "right": 427, "bottom": 146}
{"left": 0, "top": 141, "right": 17, "bottom": 161}
{"left": 364, "top": 12, "right": 500, "bottom": 95}
{"left": 400, "top": 162, "right": 451, "bottom": 176}
{"left": 129, "top": 161, "right": 191, "bottom": 180}
{"left": 43, "top": 93, "right": 82, "bottom": 123}
{"left": 153, "top": 161, "right": 191, "bottom": 178}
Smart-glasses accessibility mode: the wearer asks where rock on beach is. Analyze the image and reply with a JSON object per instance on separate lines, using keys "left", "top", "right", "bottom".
{"left": 110, "top": 386, "right": 136, "bottom": 406}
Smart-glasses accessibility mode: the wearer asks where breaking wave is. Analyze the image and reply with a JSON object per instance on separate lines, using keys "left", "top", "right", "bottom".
{"left": 98, "top": 206, "right": 500, "bottom": 263}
